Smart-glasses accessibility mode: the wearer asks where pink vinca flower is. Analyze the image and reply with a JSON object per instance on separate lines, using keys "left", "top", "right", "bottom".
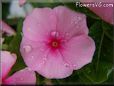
{"left": 80, "top": 0, "right": 114, "bottom": 25}
{"left": 20, "top": 6, "right": 95, "bottom": 79}
{"left": 1, "top": 51, "right": 36, "bottom": 85}
{"left": 0, "top": 20, "right": 16, "bottom": 36}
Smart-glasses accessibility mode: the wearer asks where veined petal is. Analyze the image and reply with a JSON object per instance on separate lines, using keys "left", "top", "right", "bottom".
{"left": 23, "top": 8, "right": 57, "bottom": 41}
{"left": 61, "top": 35, "right": 95, "bottom": 70}
{"left": 36, "top": 50, "right": 73, "bottom": 79}
{"left": 53, "top": 6, "right": 88, "bottom": 40}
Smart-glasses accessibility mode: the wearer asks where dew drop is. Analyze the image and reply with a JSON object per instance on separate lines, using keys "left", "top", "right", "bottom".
{"left": 64, "top": 63, "right": 70, "bottom": 68}
{"left": 20, "top": 78, "right": 24, "bottom": 80}
{"left": 27, "top": 68, "right": 32, "bottom": 71}
{"left": 73, "top": 65, "right": 76, "bottom": 67}
{"left": 43, "top": 57, "right": 47, "bottom": 61}
{"left": 23, "top": 45, "right": 32, "bottom": 53}
{"left": 65, "top": 33, "right": 70, "bottom": 36}
{"left": 31, "top": 56, "right": 34, "bottom": 59}
{"left": 71, "top": 17, "right": 78, "bottom": 24}
{"left": 27, "top": 28, "right": 31, "bottom": 31}
{"left": 40, "top": 48, "right": 45, "bottom": 52}
{"left": 77, "top": 16, "right": 81, "bottom": 21}
{"left": 51, "top": 31, "right": 59, "bottom": 37}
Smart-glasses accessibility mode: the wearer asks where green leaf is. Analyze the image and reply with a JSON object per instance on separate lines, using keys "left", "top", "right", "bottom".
{"left": 78, "top": 21, "right": 113, "bottom": 84}
{"left": 52, "top": 71, "right": 79, "bottom": 85}
{"left": 102, "top": 21, "right": 114, "bottom": 41}
{"left": 78, "top": 62, "right": 112, "bottom": 84}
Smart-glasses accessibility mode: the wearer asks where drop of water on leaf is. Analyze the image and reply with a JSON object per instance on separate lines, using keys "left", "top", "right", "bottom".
{"left": 23, "top": 45, "right": 32, "bottom": 53}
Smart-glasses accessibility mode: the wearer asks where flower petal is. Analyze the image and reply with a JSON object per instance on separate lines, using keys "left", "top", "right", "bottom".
{"left": 80, "top": 0, "right": 114, "bottom": 25}
{"left": 89, "top": 6, "right": 113, "bottom": 25}
{"left": 1, "top": 51, "right": 17, "bottom": 80}
{"left": 20, "top": 37, "right": 49, "bottom": 70}
{"left": 3, "top": 68, "right": 36, "bottom": 85}
{"left": 0, "top": 20, "right": 16, "bottom": 36}
{"left": 36, "top": 50, "right": 73, "bottom": 79}
{"left": 53, "top": 6, "right": 88, "bottom": 40}
{"left": 20, "top": 37, "right": 73, "bottom": 79}
{"left": 61, "top": 35, "right": 95, "bottom": 70}
{"left": 23, "top": 8, "right": 57, "bottom": 41}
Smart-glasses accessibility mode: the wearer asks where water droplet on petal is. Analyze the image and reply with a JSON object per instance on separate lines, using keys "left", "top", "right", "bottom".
{"left": 43, "top": 57, "right": 47, "bottom": 61}
{"left": 73, "top": 65, "right": 76, "bottom": 67}
{"left": 66, "top": 33, "right": 70, "bottom": 36}
{"left": 20, "top": 70, "right": 24, "bottom": 72}
{"left": 71, "top": 17, "right": 78, "bottom": 24}
{"left": 64, "top": 63, "right": 70, "bottom": 68}
{"left": 40, "top": 48, "right": 45, "bottom": 52}
{"left": 20, "top": 78, "right": 24, "bottom": 80}
{"left": 51, "top": 31, "right": 59, "bottom": 37}
{"left": 31, "top": 56, "right": 34, "bottom": 59}
{"left": 27, "top": 68, "right": 32, "bottom": 71}
{"left": 77, "top": 16, "right": 81, "bottom": 21}
{"left": 27, "top": 28, "right": 31, "bottom": 31}
{"left": 23, "top": 45, "right": 32, "bottom": 53}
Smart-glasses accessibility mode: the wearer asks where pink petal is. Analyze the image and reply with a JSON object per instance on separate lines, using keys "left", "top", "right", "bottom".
{"left": 89, "top": 6, "right": 113, "bottom": 25}
{"left": 0, "top": 20, "right": 16, "bottom": 36}
{"left": 3, "top": 68, "right": 36, "bottom": 85}
{"left": 20, "top": 37, "right": 73, "bottom": 79}
{"left": 19, "top": 0, "right": 26, "bottom": 6}
{"left": 23, "top": 8, "right": 57, "bottom": 41}
{"left": 80, "top": 0, "right": 114, "bottom": 25}
{"left": 20, "top": 37, "right": 48, "bottom": 70}
{"left": 53, "top": 6, "right": 88, "bottom": 40}
{"left": 36, "top": 51, "right": 73, "bottom": 79}
{"left": 1, "top": 51, "right": 17, "bottom": 80}
{"left": 61, "top": 35, "right": 95, "bottom": 70}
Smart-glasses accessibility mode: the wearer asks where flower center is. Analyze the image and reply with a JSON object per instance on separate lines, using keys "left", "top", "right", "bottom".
{"left": 48, "top": 38, "right": 61, "bottom": 50}
{"left": 47, "top": 31, "right": 63, "bottom": 51}
{"left": 52, "top": 41, "right": 59, "bottom": 48}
